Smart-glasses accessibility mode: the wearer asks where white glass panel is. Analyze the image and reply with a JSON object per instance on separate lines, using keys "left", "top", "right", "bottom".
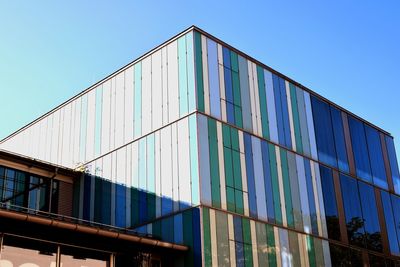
{"left": 131, "top": 141, "right": 139, "bottom": 188}
{"left": 142, "top": 56, "right": 152, "bottom": 135}
{"left": 152, "top": 50, "right": 163, "bottom": 130}
{"left": 207, "top": 38, "right": 221, "bottom": 119}
{"left": 178, "top": 117, "right": 191, "bottom": 207}
{"left": 115, "top": 71, "right": 125, "bottom": 148}
{"left": 264, "top": 69, "right": 279, "bottom": 143}
{"left": 116, "top": 146, "right": 126, "bottom": 185}
{"left": 167, "top": 41, "right": 179, "bottom": 122}
{"left": 161, "top": 46, "right": 169, "bottom": 125}
{"left": 160, "top": 125, "right": 173, "bottom": 213}
{"left": 73, "top": 98, "right": 81, "bottom": 166}
{"left": 109, "top": 78, "right": 116, "bottom": 150}
{"left": 304, "top": 91, "right": 318, "bottom": 159}
{"left": 296, "top": 155, "right": 311, "bottom": 234}
{"left": 101, "top": 80, "right": 111, "bottom": 155}
{"left": 171, "top": 122, "right": 179, "bottom": 211}
{"left": 124, "top": 67, "right": 134, "bottom": 144}
{"left": 51, "top": 110, "right": 60, "bottom": 164}
{"left": 86, "top": 90, "right": 96, "bottom": 161}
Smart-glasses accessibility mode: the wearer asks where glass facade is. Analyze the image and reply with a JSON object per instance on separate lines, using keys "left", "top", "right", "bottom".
{"left": 1, "top": 27, "right": 400, "bottom": 266}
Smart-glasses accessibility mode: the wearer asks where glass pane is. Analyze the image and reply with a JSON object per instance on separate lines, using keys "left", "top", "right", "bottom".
{"left": 365, "top": 125, "right": 387, "bottom": 189}
{"left": 340, "top": 174, "right": 365, "bottom": 247}
{"left": 385, "top": 136, "right": 400, "bottom": 194}
{"left": 381, "top": 190, "right": 400, "bottom": 256}
{"left": 1, "top": 235, "right": 57, "bottom": 267}
{"left": 61, "top": 246, "right": 109, "bottom": 267}
{"left": 330, "top": 106, "right": 349, "bottom": 173}
{"left": 310, "top": 96, "right": 337, "bottom": 168}
{"left": 319, "top": 166, "right": 340, "bottom": 241}
{"left": 358, "top": 181, "right": 382, "bottom": 252}
{"left": 348, "top": 117, "right": 372, "bottom": 182}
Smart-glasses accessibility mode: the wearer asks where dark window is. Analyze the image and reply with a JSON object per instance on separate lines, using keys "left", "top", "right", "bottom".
{"left": 358, "top": 182, "right": 382, "bottom": 252}
{"left": 330, "top": 106, "right": 349, "bottom": 173}
{"left": 311, "top": 96, "right": 337, "bottom": 168}
{"left": 340, "top": 174, "right": 365, "bottom": 247}
{"left": 381, "top": 190, "right": 400, "bottom": 256}
{"left": 348, "top": 116, "right": 372, "bottom": 182}
{"left": 386, "top": 136, "right": 400, "bottom": 194}
{"left": 391, "top": 194, "right": 400, "bottom": 255}
{"left": 365, "top": 125, "right": 387, "bottom": 189}
{"left": 319, "top": 166, "right": 340, "bottom": 241}
{"left": 329, "top": 243, "right": 363, "bottom": 267}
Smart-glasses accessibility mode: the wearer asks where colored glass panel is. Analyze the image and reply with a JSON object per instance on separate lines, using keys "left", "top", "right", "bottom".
{"left": 194, "top": 31, "right": 204, "bottom": 112}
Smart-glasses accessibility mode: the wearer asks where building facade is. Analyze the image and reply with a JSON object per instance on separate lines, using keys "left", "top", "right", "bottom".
{"left": 1, "top": 26, "right": 400, "bottom": 266}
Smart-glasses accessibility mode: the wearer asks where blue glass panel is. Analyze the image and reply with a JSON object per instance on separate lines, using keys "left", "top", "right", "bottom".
{"left": 319, "top": 166, "right": 340, "bottom": 241}
{"left": 386, "top": 136, "right": 400, "bottom": 194}
{"left": 235, "top": 242, "right": 245, "bottom": 267}
{"left": 233, "top": 215, "right": 243, "bottom": 243}
{"left": 310, "top": 96, "right": 337, "bottom": 168}
{"left": 340, "top": 174, "right": 365, "bottom": 247}
{"left": 226, "top": 102, "right": 235, "bottom": 125}
{"left": 381, "top": 191, "right": 400, "bottom": 256}
{"left": 244, "top": 133, "right": 257, "bottom": 218}
{"left": 102, "top": 180, "right": 111, "bottom": 225}
{"left": 139, "top": 190, "right": 147, "bottom": 223}
{"left": 272, "top": 74, "right": 285, "bottom": 146}
{"left": 365, "top": 125, "right": 388, "bottom": 189}
{"left": 222, "top": 47, "right": 231, "bottom": 68}
{"left": 358, "top": 182, "right": 382, "bottom": 252}
{"left": 261, "top": 140, "right": 275, "bottom": 222}
{"left": 348, "top": 117, "right": 373, "bottom": 182}
{"left": 174, "top": 213, "right": 183, "bottom": 244}
{"left": 391, "top": 194, "right": 400, "bottom": 253}
{"left": 115, "top": 183, "right": 126, "bottom": 228}
{"left": 304, "top": 159, "right": 318, "bottom": 235}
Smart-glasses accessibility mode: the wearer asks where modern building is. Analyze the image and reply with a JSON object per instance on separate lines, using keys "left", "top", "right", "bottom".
{"left": 1, "top": 25, "right": 400, "bottom": 266}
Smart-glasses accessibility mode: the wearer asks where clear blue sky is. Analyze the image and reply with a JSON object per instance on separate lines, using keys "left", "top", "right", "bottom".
{"left": 1, "top": 1, "right": 399, "bottom": 161}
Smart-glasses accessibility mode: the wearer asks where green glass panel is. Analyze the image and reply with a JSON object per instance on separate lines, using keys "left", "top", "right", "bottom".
{"left": 255, "top": 222, "right": 268, "bottom": 265}
{"left": 235, "top": 189, "right": 244, "bottom": 215}
{"left": 257, "top": 65, "right": 270, "bottom": 139}
{"left": 230, "top": 51, "right": 239, "bottom": 72}
{"left": 226, "top": 187, "right": 236, "bottom": 212}
{"left": 178, "top": 36, "right": 188, "bottom": 116}
{"left": 289, "top": 83, "right": 303, "bottom": 153}
{"left": 244, "top": 244, "right": 254, "bottom": 267}
{"left": 307, "top": 236, "right": 316, "bottom": 267}
{"left": 183, "top": 210, "right": 194, "bottom": 266}
{"left": 203, "top": 207, "right": 212, "bottom": 267}
{"left": 269, "top": 144, "right": 282, "bottom": 225}
{"left": 314, "top": 237, "right": 324, "bottom": 267}
{"left": 216, "top": 211, "right": 230, "bottom": 267}
{"left": 153, "top": 220, "right": 162, "bottom": 238}
{"left": 224, "top": 147, "right": 234, "bottom": 187}
{"left": 208, "top": 118, "right": 221, "bottom": 208}
{"left": 194, "top": 31, "right": 204, "bottom": 112}
{"left": 280, "top": 149, "right": 294, "bottom": 228}
{"left": 232, "top": 150, "right": 242, "bottom": 190}
{"left": 231, "top": 127, "right": 240, "bottom": 151}
{"left": 288, "top": 231, "right": 300, "bottom": 267}
{"left": 186, "top": 32, "right": 196, "bottom": 112}
{"left": 242, "top": 218, "right": 253, "bottom": 267}
{"left": 131, "top": 188, "right": 139, "bottom": 226}
{"left": 234, "top": 106, "right": 243, "bottom": 128}
{"left": 266, "top": 224, "right": 277, "bottom": 267}
{"left": 222, "top": 124, "right": 231, "bottom": 148}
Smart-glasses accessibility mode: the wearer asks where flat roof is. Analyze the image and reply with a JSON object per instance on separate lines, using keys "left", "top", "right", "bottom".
{"left": 0, "top": 25, "right": 392, "bottom": 144}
